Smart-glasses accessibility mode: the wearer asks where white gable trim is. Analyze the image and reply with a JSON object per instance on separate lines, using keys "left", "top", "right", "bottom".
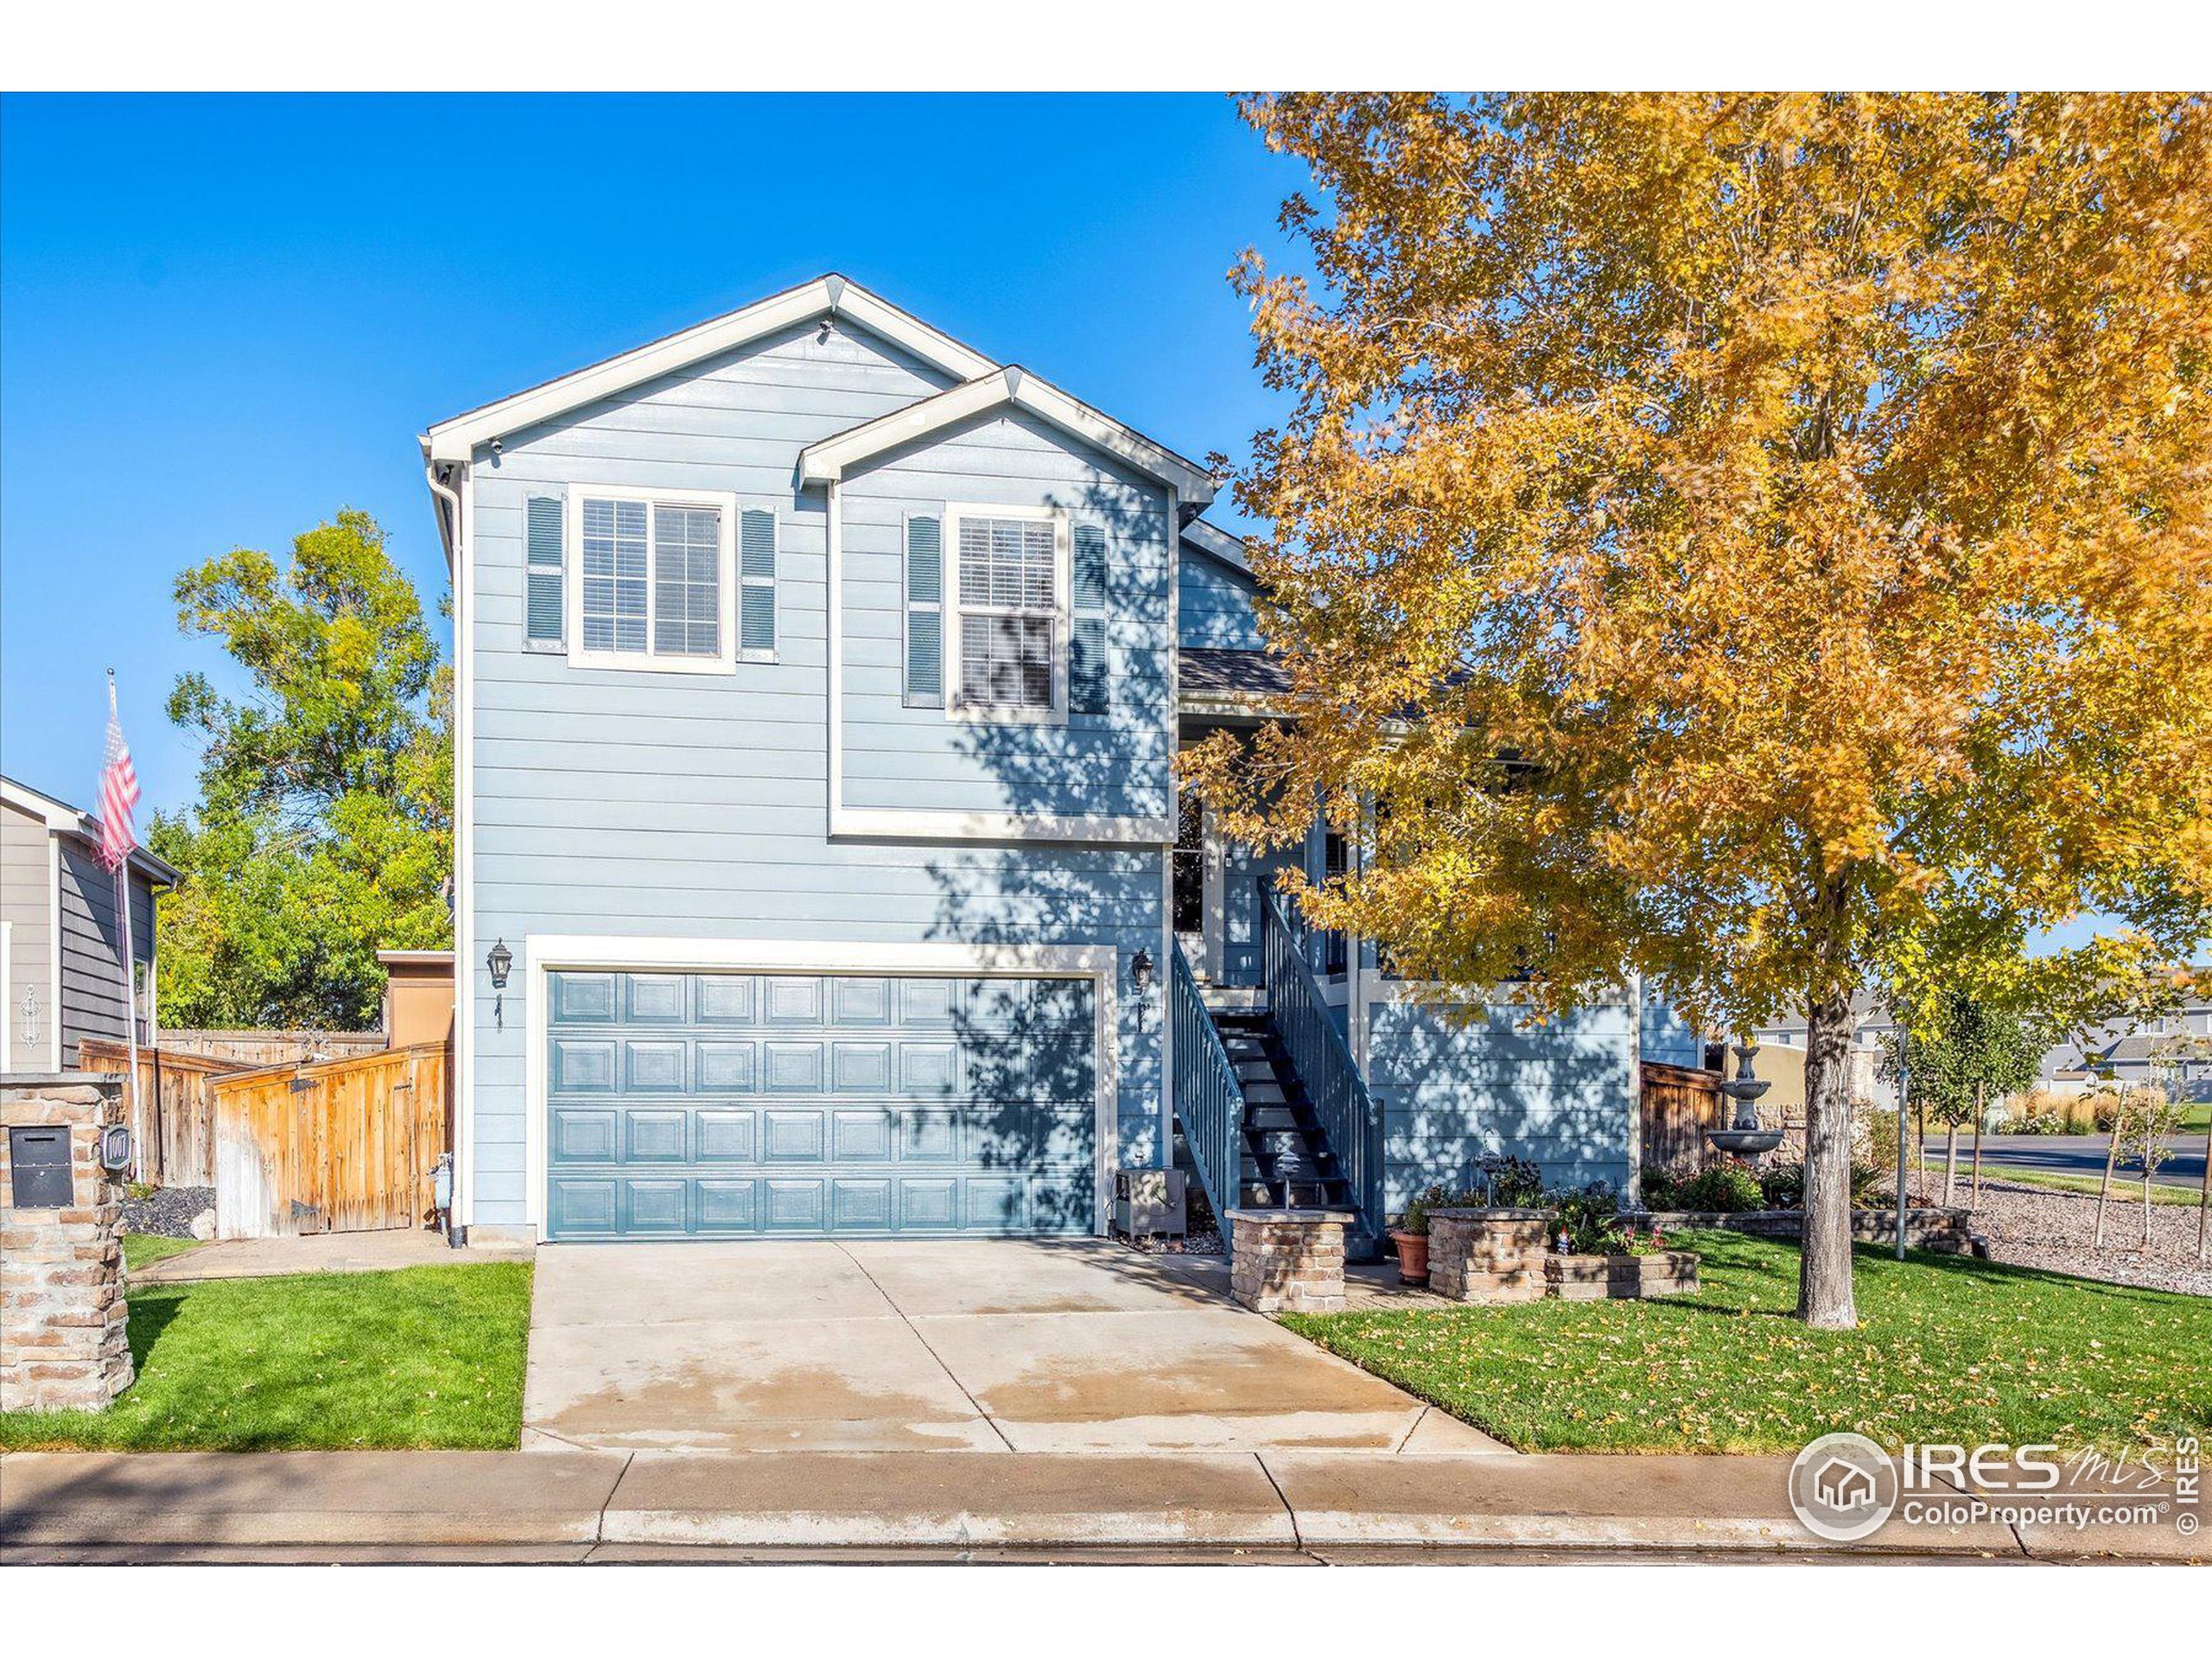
{"left": 1180, "top": 517, "right": 1254, "bottom": 577}
{"left": 798, "top": 366, "right": 1219, "bottom": 505}
{"left": 422, "top": 274, "right": 996, "bottom": 464}
{"left": 0, "top": 777, "right": 181, "bottom": 887}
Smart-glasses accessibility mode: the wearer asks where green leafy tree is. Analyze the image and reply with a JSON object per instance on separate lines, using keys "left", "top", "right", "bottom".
{"left": 149, "top": 510, "right": 451, "bottom": 1028}
{"left": 1880, "top": 989, "right": 2047, "bottom": 1205}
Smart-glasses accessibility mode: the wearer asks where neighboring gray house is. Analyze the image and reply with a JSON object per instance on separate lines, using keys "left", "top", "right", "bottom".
{"left": 2041, "top": 991, "right": 2212, "bottom": 1102}
{"left": 0, "top": 775, "right": 176, "bottom": 1073}
{"left": 422, "top": 275, "right": 1674, "bottom": 1249}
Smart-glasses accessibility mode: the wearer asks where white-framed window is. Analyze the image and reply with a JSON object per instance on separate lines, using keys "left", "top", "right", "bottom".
{"left": 945, "top": 504, "right": 1067, "bottom": 722}
{"left": 564, "top": 484, "right": 740, "bottom": 674}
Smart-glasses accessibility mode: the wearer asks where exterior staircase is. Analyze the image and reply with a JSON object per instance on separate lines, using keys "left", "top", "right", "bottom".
{"left": 1208, "top": 1003, "right": 1359, "bottom": 1211}
{"left": 1169, "top": 898, "right": 1383, "bottom": 1263}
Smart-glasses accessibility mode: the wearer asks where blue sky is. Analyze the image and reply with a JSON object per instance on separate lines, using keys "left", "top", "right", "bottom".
{"left": 1, "top": 92, "right": 1302, "bottom": 818}
{"left": 0, "top": 92, "right": 2138, "bottom": 957}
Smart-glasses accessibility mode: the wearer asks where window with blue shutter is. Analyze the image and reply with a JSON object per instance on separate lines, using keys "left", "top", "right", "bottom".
{"left": 525, "top": 496, "right": 565, "bottom": 651}
{"left": 904, "top": 513, "right": 944, "bottom": 708}
{"left": 739, "top": 508, "right": 777, "bottom": 659}
{"left": 1070, "top": 520, "right": 1109, "bottom": 715}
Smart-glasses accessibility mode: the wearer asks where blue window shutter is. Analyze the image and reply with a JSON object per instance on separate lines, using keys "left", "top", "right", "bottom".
{"left": 904, "top": 514, "right": 944, "bottom": 707}
{"left": 525, "top": 496, "right": 564, "bottom": 650}
{"left": 1072, "top": 522, "right": 1108, "bottom": 611}
{"left": 739, "top": 507, "right": 777, "bottom": 657}
{"left": 1070, "top": 521, "right": 1109, "bottom": 714}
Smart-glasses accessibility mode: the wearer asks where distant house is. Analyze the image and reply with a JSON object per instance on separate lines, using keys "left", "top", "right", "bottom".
{"left": 2042, "top": 992, "right": 2212, "bottom": 1102}
{"left": 0, "top": 775, "right": 178, "bottom": 1072}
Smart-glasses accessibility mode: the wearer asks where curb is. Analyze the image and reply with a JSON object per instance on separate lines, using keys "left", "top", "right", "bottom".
{"left": 3, "top": 1449, "right": 2201, "bottom": 1560}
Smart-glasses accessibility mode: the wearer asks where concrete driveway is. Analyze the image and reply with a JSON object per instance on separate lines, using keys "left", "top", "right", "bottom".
{"left": 522, "top": 1238, "right": 1503, "bottom": 1457}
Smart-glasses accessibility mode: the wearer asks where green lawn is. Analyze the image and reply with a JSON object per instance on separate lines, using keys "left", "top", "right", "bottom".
{"left": 0, "top": 1262, "right": 533, "bottom": 1452}
{"left": 122, "top": 1233, "right": 207, "bottom": 1271}
{"left": 1283, "top": 1231, "right": 2211, "bottom": 1455}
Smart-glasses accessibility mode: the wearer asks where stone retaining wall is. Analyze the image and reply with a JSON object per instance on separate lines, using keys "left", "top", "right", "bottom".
{"left": 1228, "top": 1209, "right": 1352, "bottom": 1313}
{"left": 1427, "top": 1209, "right": 1549, "bottom": 1303}
{"left": 1638, "top": 1207, "right": 1974, "bottom": 1253}
{"left": 1544, "top": 1250, "right": 1700, "bottom": 1301}
{"left": 1, "top": 1075, "right": 134, "bottom": 1411}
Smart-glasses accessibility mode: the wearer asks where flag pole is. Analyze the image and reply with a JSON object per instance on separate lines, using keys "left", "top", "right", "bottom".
{"left": 108, "top": 671, "right": 143, "bottom": 1165}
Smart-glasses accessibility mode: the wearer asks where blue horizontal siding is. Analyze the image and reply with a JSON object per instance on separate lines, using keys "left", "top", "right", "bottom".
{"left": 1365, "top": 995, "right": 1635, "bottom": 1217}
{"left": 1179, "top": 551, "right": 1265, "bottom": 651}
{"left": 466, "top": 317, "right": 1168, "bottom": 1226}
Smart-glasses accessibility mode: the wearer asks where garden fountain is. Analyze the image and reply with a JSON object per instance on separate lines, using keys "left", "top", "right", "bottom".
{"left": 1706, "top": 1041, "right": 1785, "bottom": 1159}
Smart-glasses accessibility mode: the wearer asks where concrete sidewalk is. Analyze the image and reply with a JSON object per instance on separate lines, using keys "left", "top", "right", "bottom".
{"left": 3, "top": 1448, "right": 2197, "bottom": 1560}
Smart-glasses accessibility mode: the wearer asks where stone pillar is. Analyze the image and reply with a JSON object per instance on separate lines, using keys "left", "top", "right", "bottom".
{"left": 1227, "top": 1209, "right": 1352, "bottom": 1313}
{"left": 1427, "top": 1208, "right": 1549, "bottom": 1303}
{"left": 1, "top": 1076, "right": 134, "bottom": 1411}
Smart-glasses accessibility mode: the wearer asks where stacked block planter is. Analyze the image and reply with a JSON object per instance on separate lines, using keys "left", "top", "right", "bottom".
{"left": 1427, "top": 1207, "right": 1700, "bottom": 1305}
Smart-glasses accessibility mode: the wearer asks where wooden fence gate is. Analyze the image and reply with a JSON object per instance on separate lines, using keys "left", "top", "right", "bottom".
{"left": 1639, "top": 1060, "right": 1724, "bottom": 1173}
{"left": 77, "top": 1039, "right": 242, "bottom": 1188}
{"left": 213, "top": 1042, "right": 452, "bottom": 1238}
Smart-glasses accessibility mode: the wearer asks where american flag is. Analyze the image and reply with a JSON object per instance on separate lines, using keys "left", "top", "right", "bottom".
{"left": 99, "top": 678, "right": 141, "bottom": 872}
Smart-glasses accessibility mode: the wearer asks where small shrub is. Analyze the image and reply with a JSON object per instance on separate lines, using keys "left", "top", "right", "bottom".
{"left": 1639, "top": 1163, "right": 1684, "bottom": 1210}
{"left": 126, "top": 1180, "right": 156, "bottom": 1202}
{"left": 1548, "top": 1185, "right": 1625, "bottom": 1253}
{"left": 1758, "top": 1161, "right": 1806, "bottom": 1209}
{"left": 1473, "top": 1154, "right": 1546, "bottom": 1207}
{"left": 1677, "top": 1159, "right": 1765, "bottom": 1213}
{"left": 1395, "top": 1182, "right": 1455, "bottom": 1237}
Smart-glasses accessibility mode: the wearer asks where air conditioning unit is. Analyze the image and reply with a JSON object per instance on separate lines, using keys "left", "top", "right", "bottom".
{"left": 1114, "top": 1167, "right": 1187, "bottom": 1238}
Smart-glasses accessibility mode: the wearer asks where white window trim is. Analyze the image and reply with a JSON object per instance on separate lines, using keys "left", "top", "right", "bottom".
{"left": 564, "top": 482, "right": 740, "bottom": 676}
{"left": 519, "top": 935, "right": 1122, "bottom": 1240}
{"left": 944, "top": 502, "right": 1069, "bottom": 726}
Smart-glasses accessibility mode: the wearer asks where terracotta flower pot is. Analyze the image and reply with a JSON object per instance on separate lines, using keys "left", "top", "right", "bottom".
{"left": 1389, "top": 1229, "right": 1431, "bottom": 1285}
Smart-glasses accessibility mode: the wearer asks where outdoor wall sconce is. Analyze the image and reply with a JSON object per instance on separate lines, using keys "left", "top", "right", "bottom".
{"left": 486, "top": 938, "right": 513, "bottom": 1029}
{"left": 1130, "top": 947, "right": 1156, "bottom": 1031}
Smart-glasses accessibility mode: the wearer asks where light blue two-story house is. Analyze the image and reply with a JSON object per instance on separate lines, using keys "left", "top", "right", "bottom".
{"left": 422, "top": 275, "right": 1693, "bottom": 1251}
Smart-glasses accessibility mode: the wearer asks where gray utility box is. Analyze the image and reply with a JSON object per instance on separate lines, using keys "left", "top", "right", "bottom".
{"left": 1114, "top": 1167, "right": 1187, "bottom": 1237}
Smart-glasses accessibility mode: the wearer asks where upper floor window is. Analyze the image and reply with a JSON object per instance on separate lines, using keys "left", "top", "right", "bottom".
{"left": 948, "top": 507, "right": 1065, "bottom": 721}
{"left": 564, "top": 486, "right": 742, "bottom": 674}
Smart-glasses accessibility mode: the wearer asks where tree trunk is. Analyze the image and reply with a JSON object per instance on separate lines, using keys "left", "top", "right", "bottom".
{"left": 1799, "top": 986, "right": 1859, "bottom": 1329}
{"left": 1943, "top": 1124, "right": 1958, "bottom": 1209}
{"left": 2094, "top": 1106, "right": 2120, "bottom": 1250}
{"left": 1970, "top": 1082, "right": 1984, "bottom": 1205}
{"left": 2198, "top": 1118, "right": 2209, "bottom": 1264}
{"left": 2143, "top": 1162, "right": 2154, "bottom": 1249}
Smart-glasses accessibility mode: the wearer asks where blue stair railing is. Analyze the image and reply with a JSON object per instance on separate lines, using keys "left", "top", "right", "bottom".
{"left": 1170, "top": 938, "right": 1245, "bottom": 1256}
{"left": 1259, "top": 881, "right": 1382, "bottom": 1243}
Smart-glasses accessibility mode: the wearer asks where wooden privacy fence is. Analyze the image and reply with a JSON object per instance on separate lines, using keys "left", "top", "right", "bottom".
{"left": 76, "top": 1039, "right": 245, "bottom": 1187}
{"left": 157, "top": 1028, "right": 385, "bottom": 1066}
{"left": 214, "top": 1042, "right": 452, "bottom": 1239}
{"left": 1639, "top": 1060, "right": 1725, "bottom": 1172}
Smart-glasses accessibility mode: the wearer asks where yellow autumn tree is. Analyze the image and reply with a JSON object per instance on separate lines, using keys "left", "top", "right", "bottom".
{"left": 1191, "top": 93, "right": 2212, "bottom": 1329}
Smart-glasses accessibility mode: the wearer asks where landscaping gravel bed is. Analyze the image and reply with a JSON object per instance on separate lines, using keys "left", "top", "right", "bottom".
{"left": 122, "top": 1185, "right": 214, "bottom": 1237}
{"left": 1891, "top": 1174, "right": 2212, "bottom": 1298}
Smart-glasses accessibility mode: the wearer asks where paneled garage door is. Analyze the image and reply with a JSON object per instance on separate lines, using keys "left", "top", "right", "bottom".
{"left": 544, "top": 969, "right": 1097, "bottom": 1239}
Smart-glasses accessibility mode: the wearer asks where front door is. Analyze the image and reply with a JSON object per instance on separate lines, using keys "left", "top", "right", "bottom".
{"left": 1172, "top": 788, "right": 1211, "bottom": 976}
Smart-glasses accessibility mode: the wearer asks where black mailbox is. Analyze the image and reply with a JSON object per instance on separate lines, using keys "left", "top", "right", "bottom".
{"left": 9, "top": 1126, "right": 75, "bottom": 1209}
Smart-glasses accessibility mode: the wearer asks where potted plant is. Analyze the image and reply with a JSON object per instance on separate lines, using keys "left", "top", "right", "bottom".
{"left": 1389, "top": 1183, "right": 1452, "bottom": 1284}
